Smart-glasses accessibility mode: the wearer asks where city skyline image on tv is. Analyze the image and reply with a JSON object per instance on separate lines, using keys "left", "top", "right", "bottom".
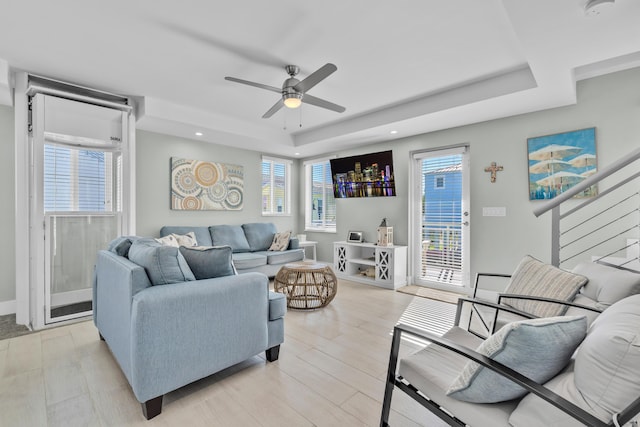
{"left": 330, "top": 150, "right": 396, "bottom": 198}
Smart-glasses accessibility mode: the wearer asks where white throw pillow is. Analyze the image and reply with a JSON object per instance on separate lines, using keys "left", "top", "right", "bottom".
{"left": 446, "top": 315, "right": 587, "bottom": 403}
{"left": 172, "top": 232, "right": 198, "bottom": 247}
{"left": 156, "top": 232, "right": 198, "bottom": 247}
{"left": 269, "top": 231, "right": 291, "bottom": 251}
{"left": 155, "top": 234, "right": 179, "bottom": 247}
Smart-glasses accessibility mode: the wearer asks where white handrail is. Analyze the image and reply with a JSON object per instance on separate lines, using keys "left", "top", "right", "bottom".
{"left": 533, "top": 145, "right": 640, "bottom": 217}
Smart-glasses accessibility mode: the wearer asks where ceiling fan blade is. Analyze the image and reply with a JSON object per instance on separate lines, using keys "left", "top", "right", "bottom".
{"left": 294, "top": 63, "right": 337, "bottom": 93}
{"left": 225, "top": 77, "right": 281, "bottom": 94}
{"left": 262, "top": 99, "right": 284, "bottom": 118}
{"left": 162, "top": 22, "right": 284, "bottom": 70}
{"left": 302, "top": 94, "right": 346, "bottom": 113}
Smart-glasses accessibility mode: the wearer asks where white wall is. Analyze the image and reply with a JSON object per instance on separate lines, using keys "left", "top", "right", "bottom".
{"left": 135, "top": 130, "right": 300, "bottom": 237}
{"left": 304, "top": 67, "right": 640, "bottom": 283}
{"left": 0, "top": 105, "right": 15, "bottom": 305}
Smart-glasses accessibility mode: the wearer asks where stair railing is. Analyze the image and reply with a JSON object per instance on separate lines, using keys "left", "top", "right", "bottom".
{"left": 533, "top": 146, "right": 640, "bottom": 269}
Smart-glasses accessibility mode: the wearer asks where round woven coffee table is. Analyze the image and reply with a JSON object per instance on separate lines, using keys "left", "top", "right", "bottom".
{"left": 274, "top": 261, "right": 338, "bottom": 310}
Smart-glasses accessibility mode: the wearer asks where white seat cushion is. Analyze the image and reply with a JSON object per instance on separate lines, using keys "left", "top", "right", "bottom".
{"left": 510, "top": 294, "right": 640, "bottom": 425}
{"left": 399, "top": 327, "right": 517, "bottom": 427}
{"left": 572, "top": 262, "right": 640, "bottom": 310}
{"left": 508, "top": 365, "right": 590, "bottom": 427}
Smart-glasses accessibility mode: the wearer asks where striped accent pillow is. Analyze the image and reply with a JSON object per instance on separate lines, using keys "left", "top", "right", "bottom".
{"left": 502, "top": 255, "right": 588, "bottom": 317}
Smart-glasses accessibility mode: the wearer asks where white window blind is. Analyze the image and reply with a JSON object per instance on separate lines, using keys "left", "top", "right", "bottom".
{"left": 261, "top": 156, "right": 291, "bottom": 215}
{"left": 305, "top": 159, "right": 336, "bottom": 231}
{"left": 44, "top": 145, "right": 113, "bottom": 212}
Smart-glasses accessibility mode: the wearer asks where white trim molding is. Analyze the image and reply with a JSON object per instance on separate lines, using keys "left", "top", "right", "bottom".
{"left": 0, "top": 299, "right": 17, "bottom": 316}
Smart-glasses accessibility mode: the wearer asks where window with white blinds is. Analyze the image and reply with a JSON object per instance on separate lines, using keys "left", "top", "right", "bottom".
{"left": 261, "top": 156, "right": 291, "bottom": 215}
{"left": 305, "top": 159, "right": 336, "bottom": 231}
{"left": 44, "top": 145, "right": 114, "bottom": 212}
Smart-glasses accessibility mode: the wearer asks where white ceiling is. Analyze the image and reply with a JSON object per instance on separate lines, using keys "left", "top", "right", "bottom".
{"left": 1, "top": 0, "right": 639, "bottom": 158}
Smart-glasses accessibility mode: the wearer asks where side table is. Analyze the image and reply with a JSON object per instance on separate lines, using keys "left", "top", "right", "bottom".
{"left": 298, "top": 240, "right": 318, "bottom": 260}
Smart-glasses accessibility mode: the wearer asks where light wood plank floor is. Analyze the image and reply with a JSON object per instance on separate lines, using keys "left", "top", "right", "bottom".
{"left": 0, "top": 280, "right": 455, "bottom": 426}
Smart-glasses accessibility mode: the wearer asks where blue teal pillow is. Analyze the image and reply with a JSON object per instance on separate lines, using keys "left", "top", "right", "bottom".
{"left": 178, "top": 246, "right": 236, "bottom": 280}
{"left": 209, "top": 225, "right": 251, "bottom": 253}
{"left": 107, "top": 236, "right": 139, "bottom": 257}
{"left": 128, "top": 238, "right": 196, "bottom": 285}
{"left": 447, "top": 315, "right": 587, "bottom": 403}
{"left": 288, "top": 237, "right": 300, "bottom": 250}
{"left": 242, "top": 223, "right": 277, "bottom": 251}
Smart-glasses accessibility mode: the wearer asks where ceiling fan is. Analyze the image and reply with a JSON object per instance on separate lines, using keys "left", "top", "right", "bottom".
{"left": 225, "top": 63, "right": 346, "bottom": 119}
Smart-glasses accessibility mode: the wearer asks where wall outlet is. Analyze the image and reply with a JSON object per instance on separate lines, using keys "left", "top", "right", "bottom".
{"left": 483, "top": 207, "right": 507, "bottom": 217}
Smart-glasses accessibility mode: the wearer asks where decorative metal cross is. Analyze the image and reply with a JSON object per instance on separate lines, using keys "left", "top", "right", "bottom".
{"left": 484, "top": 162, "right": 504, "bottom": 183}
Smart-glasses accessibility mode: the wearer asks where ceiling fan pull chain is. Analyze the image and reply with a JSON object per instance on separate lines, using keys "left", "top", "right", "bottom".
{"left": 299, "top": 105, "right": 303, "bottom": 128}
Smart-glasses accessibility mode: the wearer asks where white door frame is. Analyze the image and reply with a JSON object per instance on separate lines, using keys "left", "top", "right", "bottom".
{"left": 408, "top": 144, "right": 471, "bottom": 294}
{"left": 13, "top": 74, "right": 136, "bottom": 329}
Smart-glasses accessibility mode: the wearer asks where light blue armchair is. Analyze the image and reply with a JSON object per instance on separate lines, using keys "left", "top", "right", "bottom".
{"left": 93, "top": 249, "right": 286, "bottom": 419}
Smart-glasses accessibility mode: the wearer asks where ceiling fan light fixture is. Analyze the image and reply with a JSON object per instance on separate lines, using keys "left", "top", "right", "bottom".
{"left": 226, "top": 63, "right": 344, "bottom": 118}
{"left": 283, "top": 92, "right": 303, "bottom": 109}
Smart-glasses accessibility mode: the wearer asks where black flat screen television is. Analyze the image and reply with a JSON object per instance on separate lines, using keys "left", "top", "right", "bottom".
{"left": 330, "top": 150, "right": 396, "bottom": 198}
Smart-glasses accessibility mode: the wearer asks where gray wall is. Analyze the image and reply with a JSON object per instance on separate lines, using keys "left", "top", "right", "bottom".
{"left": 135, "top": 130, "right": 300, "bottom": 238}
{"left": 304, "top": 68, "right": 640, "bottom": 283}
{"left": 0, "top": 105, "right": 15, "bottom": 302}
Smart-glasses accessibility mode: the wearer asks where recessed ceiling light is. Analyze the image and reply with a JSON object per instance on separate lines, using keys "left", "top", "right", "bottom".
{"left": 294, "top": 152, "right": 301, "bottom": 156}
{"left": 390, "top": 130, "right": 398, "bottom": 134}
{"left": 195, "top": 132, "right": 203, "bottom": 136}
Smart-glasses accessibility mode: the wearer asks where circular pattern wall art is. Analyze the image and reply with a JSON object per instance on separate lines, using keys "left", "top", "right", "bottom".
{"left": 171, "top": 157, "right": 244, "bottom": 210}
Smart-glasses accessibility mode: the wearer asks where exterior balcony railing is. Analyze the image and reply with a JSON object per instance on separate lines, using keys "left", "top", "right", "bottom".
{"left": 420, "top": 223, "right": 463, "bottom": 285}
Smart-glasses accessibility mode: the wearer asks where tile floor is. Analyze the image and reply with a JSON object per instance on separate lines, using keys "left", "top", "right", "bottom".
{"left": 0, "top": 280, "right": 455, "bottom": 426}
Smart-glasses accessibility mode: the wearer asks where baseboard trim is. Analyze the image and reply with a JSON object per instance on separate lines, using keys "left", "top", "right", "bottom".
{"left": 0, "top": 299, "right": 17, "bottom": 316}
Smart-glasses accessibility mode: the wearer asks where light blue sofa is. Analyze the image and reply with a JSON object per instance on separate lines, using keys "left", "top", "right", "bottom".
{"left": 93, "top": 245, "right": 286, "bottom": 420}
{"left": 160, "top": 222, "right": 304, "bottom": 277}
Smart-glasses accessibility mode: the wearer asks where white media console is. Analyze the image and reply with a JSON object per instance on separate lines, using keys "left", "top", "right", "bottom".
{"left": 333, "top": 241, "right": 407, "bottom": 290}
